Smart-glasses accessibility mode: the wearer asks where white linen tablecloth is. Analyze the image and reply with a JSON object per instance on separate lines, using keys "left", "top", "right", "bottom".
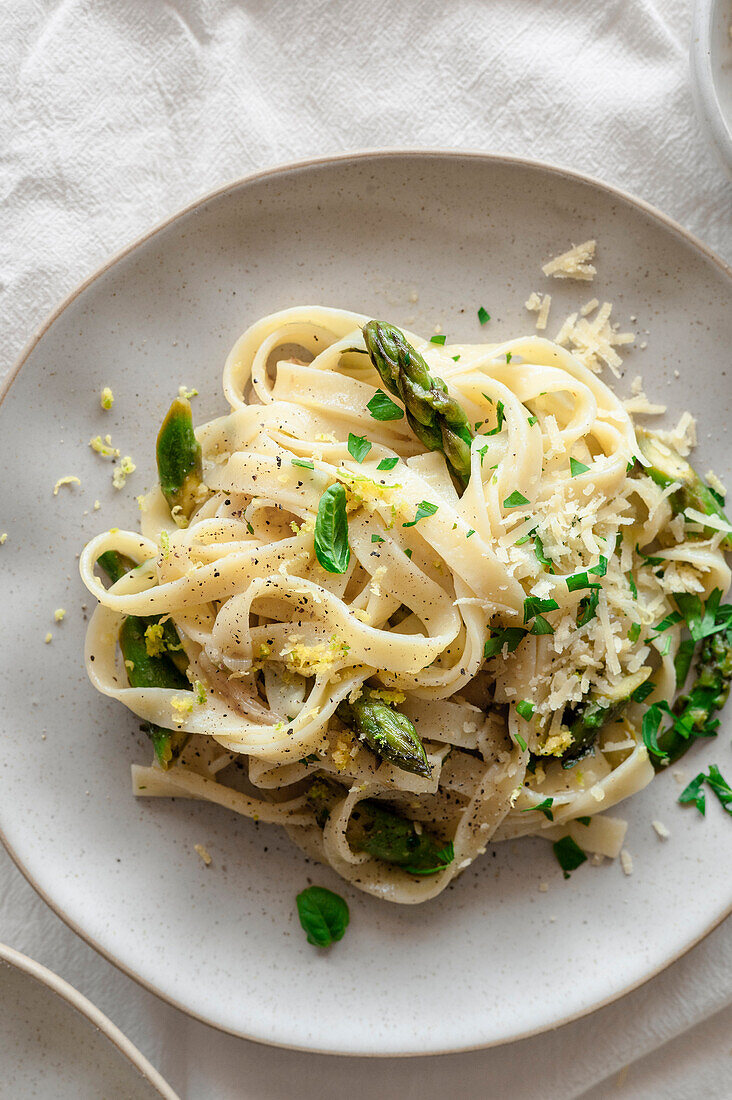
{"left": 1, "top": 2, "right": 730, "bottom": 1097}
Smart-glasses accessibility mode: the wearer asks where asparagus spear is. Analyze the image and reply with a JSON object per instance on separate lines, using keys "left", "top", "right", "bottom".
{"left": 307, "top": 777, "right": 453, "bottom": 874}
{"left": 336, "top": 689, "right": 431, "bottom": 778}
{"left": 97, "top": 555, "right": 191, "bottom": 769}
{"left": 362, "top": 321, "right": 474, "bottom": 488}
{"left": 653, "top": 623, "right": 732, "bottom": 768}
{"left": 636, "top": 431, "right": 732, "bottom": 550}
{"left": 560, "top": 668, "right": 651, "bottom": 767}
{"left": 156, "top": 396, "right": 206, "bottom": 521}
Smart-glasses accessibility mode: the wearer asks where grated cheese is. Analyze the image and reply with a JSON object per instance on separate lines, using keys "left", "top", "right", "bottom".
{"left": 555, "top": 301, "right": 634, "bottom": 377}
{"left": 194, "top": 843, "right": 212, "bottom": 865}
{"left": 620, "top": 848, "right": 634, "bottom": 876}
{"left": 705, "top": 470, "right": 726, "bottom": 497}
{"left": 0, "top": 533, "right": 7, "bottom": 545}
{"left": 652, "top": 820, "right": 670, "bottom": 840}
{"left": 112, "top": 455, "right": 136, "bottom": 490}
{"left": 542, "top": 239, "right": 596, "bottom": 281}
{"left": 525, "top": 292, "right": 551, "bottom": 330}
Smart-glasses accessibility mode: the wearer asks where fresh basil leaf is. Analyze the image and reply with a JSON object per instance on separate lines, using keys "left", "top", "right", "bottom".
{"left": 314, "top": 484, "right": 350, "bottom": 574}
{"left": 553, "top": 836, "right": 587, "bottom": 879}
{"left": 521, "top": 797, "right": 554, "bottom": 821}
{"left": 402, "top": 500, "right": 439, "bottom": 527}
{"left": 679, "top": 773, "right": 706, "bottom": 815}
{"left": 367, "top": 390, "right": 404, "bottom": 421}
{"left": 377, "top": 457, "right": 399, "bottom": 471}
{"left": 484, "top": 627, "right": 526, "bottom": 658}
{"left": 504, "top": 490, "right": 530, "bottom": 508}
{"left": 570, "top": 457, "right": 590, "bottom": 477}
{"left": 706, "top": 765, "right": 732, "bottom": 815}
{"left": 296, "top": 885, "right": 350, "bottom": 946}
{"left": 347, "top": 433, "right": 372, "bottom": 463}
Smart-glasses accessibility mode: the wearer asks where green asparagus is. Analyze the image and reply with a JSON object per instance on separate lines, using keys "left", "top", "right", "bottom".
{"left": 652, "top": 622, "right": 732, "bottom": 768}
{"left": 156, "top": 396, "right": 206, "bottom": 521}
{"left": 560, "top": 668, "right": 651, "bottom": 767}
{"left": 307, "top": 777, "right": 453, "bottom": 874}
{"left": 362, "top": 321, "right": 474, "bottom": 488}
{"left": 336, "top": 689, "right": 431, "bottom": 778}
{"left": 97, "top": 555, "right": 191, "bottom": 768}
{"left": 636, "top": 431, "right": 732, "bottom": 550}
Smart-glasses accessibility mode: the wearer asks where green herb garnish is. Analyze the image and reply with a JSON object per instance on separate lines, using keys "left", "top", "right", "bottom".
{"left": 504, "top": 490, "right": 530, "bottom": 508}
{"left": 347, "top": 434, "right": 372, "bottom": 463}
{"left": 292, "top": 458, "right": 314, "bottom": 470}
{"left": 477, "top": 306, "right": 490, "bottom": 325}
{"left": 314, "top": 484, "right": 350, "bottom": 574}
{"left": 484, "top": 627, "right": 527, "bottom": 658}
{"left": 377, "top": 457, "right": 399, "bottom": 471}
{"left": 367, "top": 390, "right": 404, "bottom": 421}
{"left": 516, "top": 700, "right": 534, "bottom": 720}
{"left": 570, "top": 457, "right": 590, "bottom": 477}
{"left": 553, "top": 836, "right": 587, "bottom": 879}
{"left": 403, "top": 500, "right": 439, "bottom": 527}
{"left": 295, "top": 885, "right": 350, "bottom": 947}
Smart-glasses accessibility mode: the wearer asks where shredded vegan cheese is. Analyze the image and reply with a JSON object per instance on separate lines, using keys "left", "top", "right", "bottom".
{"left": 542, "top": 239, "right": 597, "bottom": 281}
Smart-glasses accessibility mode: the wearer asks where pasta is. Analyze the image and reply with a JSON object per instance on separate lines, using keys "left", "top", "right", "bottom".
{"left": 79, "top": 306, "right": 732, "bottom": 903}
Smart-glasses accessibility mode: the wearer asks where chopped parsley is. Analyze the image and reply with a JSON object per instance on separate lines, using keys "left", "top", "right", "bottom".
{"left": 477, "top": 306, "right": 490, "bottom": 325}
{"left": 628, "top": 623, "right": 641, "bottom": 643}
{"left": 521, "top": 797, "right": 554, "bottom": 820}
{"left": 404, "top": 548, "right": 413, "bottom": 559}
{"left": 466, "top": 528, "right": 476, "bottom": 538}
{"left": 367, "top": 390, "right": 404, "bottom": 421}
{"left": 570, "top": 457, "right": 590, "bottom": 477}
{"left": 430, "top": 333, "right": 447, "bottom": 345}
{"left": 377, "top": 457, "right": 399, "bottom": 471}
{"left": 371, "top": 534, "right": 384, "bottom": 543}
{"left": 402, "top": 500, "right": 439, "bottom": 527}
{"left": 245, "top": 520, "right": 255, "bottom": 536}
{"left": 451, "top": 355, "right": 461, "bottom": 362}
{"left": 523, "top": 596, "right": 559, "bottom": 623}
{"left": 576, "top": 589, "right": 600, "bottom": 626}
{"left": 566, "top": 572, "right": 600, "bottom": 592}
{"left": 347, "top": 433, "right": 372, "bottom": 463}
{"left": 484, "top": 626, "right": 526, "bottom": 659}
{"left": 292, "top": 458, "right": 314, "bottom": 470}
{"left": 628, "top": 572, "right": 638, "bottom": 599}
{"left": 516, "top": 700, "right": 535, "bottom": 720}
{"left": 515, "top": 732, "right": 528, "bottom": 751}
{"left": 504, "top": 490, "right": 530, "bottom": 508}
{"left": 533, "top": 532, "right": 552, "bottom": 569}
{"left": 530, "top": 615, "right": 555, "bottom": 635}
{"left": 506, "top": 351, "right": 512, "bottom": 364}
{"left": 589, "top": 555, "right": 608, "bottom": 577}
{"left": 632, "top": 680, "right": 654, "bottom": 704}
{"left": 576, "top": 816, "right": 592, "bottom": 826}
{"left": 553, "top": 836, "right": 587, "bottom": 879}
{"left": 486, "top": 401, "right": 505, "bottom": 436}
{"left": 679, "top": 772, "right": 706, "bottom": 814}
{"left": 527, "top": 414, "right": 538, "bottom": 426}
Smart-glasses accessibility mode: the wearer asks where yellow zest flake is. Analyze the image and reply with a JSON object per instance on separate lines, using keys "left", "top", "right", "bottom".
{"left": 315, "top": 432, "right": 338, "bottom": 443}
{"left": 255, "top": 643, "right": 271, "bottom": 661}
{"left": 159, "top": 530, "right": 170, "bottom": 559}
{"left": 44, "top": 632, "right": 52, "bottom": 644}
{"left": 195, "top": 681, "right": 207, "bottom": 705}
{"left": 0, "top": 533, "right": 7, "bottom": 545}
{"left": 93, "top": 501, "right": 101, "bottom": 510}
{"left": 538, "top": 729, "right": 573, "bottom": 757}
{"left": 194, "top": 842, "right": 211, "bottom": 865}
{"left": 124, "top": 659, "right": 135, "bottom": 672}
{"left": 89, "top": 434, "right": 120, "bottom": 459}
{"left": 369, "top": 566, "right": 386, "bottom": 597}
{"left": 53, "top": 608, "right": 66, "bottom": 623}
{"left": 53, "top": 476, "right": 81, "bottom": 495}
{"left": 178, "top": 385, "right": 198, "bottom": 399}
{"left": 170, "top": 695, "right": 194, "bottom": 725}
{"left": 136, "top": 495, "right": 147, "bottom": 512}
{"left": 352, "top": 609, "right": 372, "bottom": 625}
{"left": 368, "top": 688, "right": 406, "bottom": 705}
{"left": 100, "top": 386, "right": 114, "bottom": 410}
{"left": 332, "top": 731, "right": 357, "bottom": 771}
{"left": 112, "top": 455, "right": 136, "bottom": 490}
{"left": 337, "top": 470, "right": 402, "bottom": 512}
{"left": 280, "top": 635, "right": 350, "bottom": 680}
{"left": 144, "top": 622, "right": 166, "bottom": 657}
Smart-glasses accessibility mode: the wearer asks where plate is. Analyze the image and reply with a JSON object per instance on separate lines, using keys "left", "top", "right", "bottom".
{"left": 691, "top": 0, "right": 732, "bottom": 172}
{"left": 0, "top": 151, "right": 730, "bottom": 1055}
{"left": 0, "top": 943, "right": 177, "bottom": 1098}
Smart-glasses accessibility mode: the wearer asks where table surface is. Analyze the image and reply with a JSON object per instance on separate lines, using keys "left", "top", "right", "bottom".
{"left": 1, "top": 1, "right": 730, "bottom": 1097}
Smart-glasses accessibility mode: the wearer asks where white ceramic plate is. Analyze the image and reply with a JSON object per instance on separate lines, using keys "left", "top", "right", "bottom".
{"left": 691, "top": 0, "right": 732, "bottom": 171}
{"left": 0, "top": 943, "right": 177, "bottom": 1098}
{"left": 1, "top": 152, "right": 730, "bottom": 1056}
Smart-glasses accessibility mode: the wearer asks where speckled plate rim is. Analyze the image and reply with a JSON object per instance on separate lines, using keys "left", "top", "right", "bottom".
{"left": 0, "top": 942, "right": 179, "bottom": 1097}
{"left": 0, "top": 149, "right": 730, "bottom": 1057}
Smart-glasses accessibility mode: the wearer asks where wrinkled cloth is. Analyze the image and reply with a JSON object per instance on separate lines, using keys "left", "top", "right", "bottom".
{"left": 0, "top": 1, "right": 730, "bottom": 1097}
